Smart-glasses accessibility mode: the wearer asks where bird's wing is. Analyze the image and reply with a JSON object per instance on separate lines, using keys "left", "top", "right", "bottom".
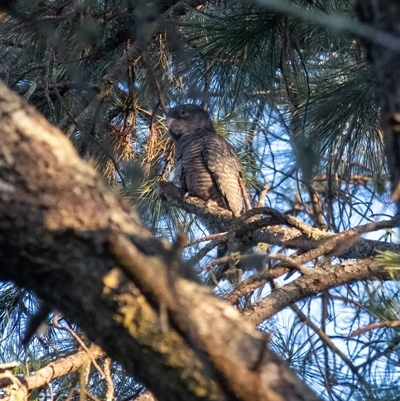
{"left": 202, "top": 134, "right": 245, "bottom": 216}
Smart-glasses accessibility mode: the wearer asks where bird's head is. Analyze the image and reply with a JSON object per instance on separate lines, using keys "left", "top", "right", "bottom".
{"left": 166, "top": 104, "right": 214, "bottom": 141}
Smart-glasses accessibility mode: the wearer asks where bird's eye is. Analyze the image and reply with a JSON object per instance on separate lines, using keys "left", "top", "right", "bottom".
{"left": 181, "top": 110, "right": 187, "bottom": 116}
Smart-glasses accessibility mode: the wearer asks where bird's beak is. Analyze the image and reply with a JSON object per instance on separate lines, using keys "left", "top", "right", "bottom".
{"left": 167, "top": 117, "right": 174, "bottom": 128}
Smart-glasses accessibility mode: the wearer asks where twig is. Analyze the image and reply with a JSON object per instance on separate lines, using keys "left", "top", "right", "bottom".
{"left": 187, "top": 232, "right": 228, "bottom": 247}
{"left": 202, "top": 252, "right": 240, "bottom": 270}
{"left": 142, "top": 51, "right": 168, "bottom": 114}
{"left": 238, "top": 207, "right": 317, "bottom": 236}
{"left": 47, "top": 380, "right": 54, "bottom": 401}
{"left": 201, "top": 59, "right": 210, "bottom": 110}
{"left": 293, "top": 217, "right": 399, "bottom": 265}
{"left": 53, "top": 315, "right": 105, "bottom": 379}
{"left": 44, "top": 45, "right": 56, "bottom": 122}
{"left": 258, "top": 184, "right": 270, "bottom": 208}
{"left": 239, "top": 176, "right": 252, "bottom": 211}
{"left": 202, "top": 252, "right": 267, "bottom": 271}
{"left": 347, "top": 320, "right": 400, "bottom": 339}
{"left": 290, "top": 304, "right": 361, "bottom": 377}
{"left": 267, "top": 254, "right": 310, "bottom": 276}
{"left": 308, "top": 186, "right": 327, "bottom": 230}
{"left": 103, "top": 357, "right": 114, "bottom": 401}
{"left": 83, "top": 389, "right": 102, "bottom": 401}
{"left": 185, "top": 239, "right": 223, "bottom": 268}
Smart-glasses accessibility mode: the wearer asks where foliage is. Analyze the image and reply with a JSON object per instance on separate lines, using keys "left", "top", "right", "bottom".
{"left": 377, "top": 251, "right": 400, "bottom": 271}
{"left": 0, "top": 0, "right": 398, "bottom": 400}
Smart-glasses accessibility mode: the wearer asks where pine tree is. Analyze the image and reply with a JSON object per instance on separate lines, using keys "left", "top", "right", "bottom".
{"left": 0, "top": 1, "right": 399, "bottom": 400}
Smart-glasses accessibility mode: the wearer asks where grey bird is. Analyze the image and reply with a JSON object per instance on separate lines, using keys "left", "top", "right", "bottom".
{"left": 166, "top": 104, "right": 247, "bottom": 217}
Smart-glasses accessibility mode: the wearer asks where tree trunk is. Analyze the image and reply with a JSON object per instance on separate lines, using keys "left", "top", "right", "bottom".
{"left": 356, "top": 0, "right": 400, "bottom": 212}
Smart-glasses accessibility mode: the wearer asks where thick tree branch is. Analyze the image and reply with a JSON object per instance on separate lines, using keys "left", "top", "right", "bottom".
{"left": 1, "top": 346, "right": 109, "bottom": 401}
{"left": 0, "top": 82, "right": 321, "bottom": 401}
{"left": 158, "top": 182, "right": 400, "bottom": 260}
{"left": 241, "top": 259, "right": 388, "bottom": 324}
{"left": 24, "top": 346, "right": 106, "bottom": 390}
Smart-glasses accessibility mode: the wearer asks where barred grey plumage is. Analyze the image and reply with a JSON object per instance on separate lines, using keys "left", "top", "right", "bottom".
{"left": 167, "top": 104, "right": 246, "bottom": 217}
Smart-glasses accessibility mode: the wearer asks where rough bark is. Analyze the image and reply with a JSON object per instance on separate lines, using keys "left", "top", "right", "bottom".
{"left": 158, "top": 181, "right": 400, "bottom": 258}
{"left": 24, "top": 346, "right": 105, "bottom": 390}
{"left": 241, "top": 258, "right": 388, "bottom": 324}
{"left": 0, "top": 82, "right": 321, "bottom": 401}
{"left": 0, "top": 346, "right": 109, "bottom": 400}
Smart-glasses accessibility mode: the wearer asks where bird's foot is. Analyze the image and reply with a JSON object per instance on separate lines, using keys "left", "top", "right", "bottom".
{"left": 205, "top": 199, "right": 219, "bottom": 211}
